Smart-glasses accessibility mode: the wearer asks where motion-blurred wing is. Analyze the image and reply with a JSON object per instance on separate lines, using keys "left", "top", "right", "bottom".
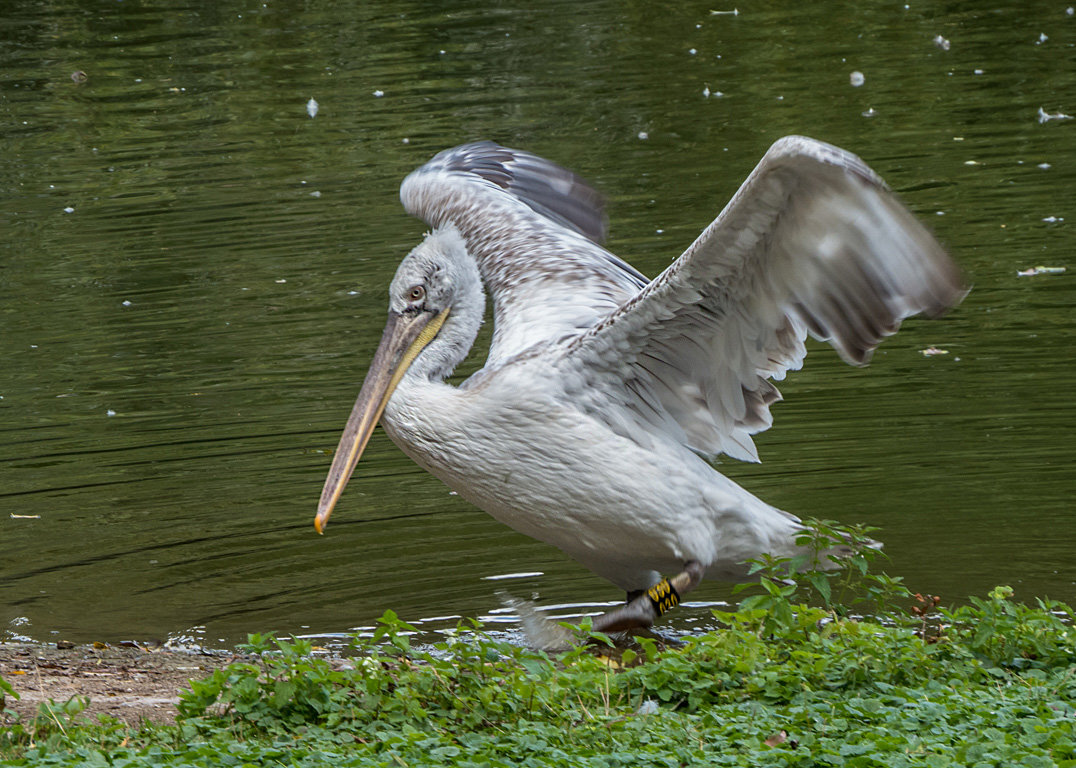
{"left": 401, "top": 142, "right": 648, "bottom": 363}
{"left": 561, "top": 136, "right": 966, "bottom": 462}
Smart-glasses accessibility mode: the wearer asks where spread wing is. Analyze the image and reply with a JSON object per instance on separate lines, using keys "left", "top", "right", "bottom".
{"left": 400, "top": 141, "right": 648, "bottom": 363}
{"left": 558, "top": 135, "right": 966, "bottom": 462}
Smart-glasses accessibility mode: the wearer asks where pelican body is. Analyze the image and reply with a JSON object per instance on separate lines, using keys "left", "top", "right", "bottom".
{"left": 316, "top": 137, "right": 964, "bottom": 623}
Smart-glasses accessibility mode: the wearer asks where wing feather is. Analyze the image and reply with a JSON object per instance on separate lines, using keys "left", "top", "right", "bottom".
{"left": 401, "top": 142, "right": 648, "bottom": 363}
{"left": 559, "top": 135, "right": 966, "bottom": 461}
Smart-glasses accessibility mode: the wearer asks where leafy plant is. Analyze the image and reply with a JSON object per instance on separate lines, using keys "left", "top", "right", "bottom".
{"left": 0, "top": 673, "right": 18, "bottom": 708}
{"left": 730, "top": 518, "right": 915, "bottom": 638}
{"left": 0, "top": 692, "right": 134, "bottom": 758}
{"left": 5, "top": 597, "right": 1076, "bottom": 767}
{"left": 177, "top": 633, "right": 359, "bottom": 736}
{"left": 6, "top": 539, "right": 1076, "bottom": 767}
{"left": 941, "top": 585, "right": 1076, "bottom": 670}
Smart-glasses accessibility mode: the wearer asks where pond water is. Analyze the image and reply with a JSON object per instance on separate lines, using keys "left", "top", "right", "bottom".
{"left": 1, "top": 0, "right": 1073, "bottom": 647}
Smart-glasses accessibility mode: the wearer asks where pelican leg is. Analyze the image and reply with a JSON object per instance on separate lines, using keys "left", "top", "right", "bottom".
{"left": 591, "top": 561, "right": 705, "bottom": 633}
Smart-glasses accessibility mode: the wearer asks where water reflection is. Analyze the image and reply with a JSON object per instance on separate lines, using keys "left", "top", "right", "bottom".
{"left": 1, "top": 0, "right": 1073, "bottom": 647}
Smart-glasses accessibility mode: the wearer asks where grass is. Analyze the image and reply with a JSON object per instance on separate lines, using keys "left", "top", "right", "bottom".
{"left": 2, "top": 522, "right": 1075, "bottom": 767}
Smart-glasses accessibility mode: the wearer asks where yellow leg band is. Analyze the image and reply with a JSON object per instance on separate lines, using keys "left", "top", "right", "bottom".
{"left": 646, "top": 578, "right": 681, "bottom": 616}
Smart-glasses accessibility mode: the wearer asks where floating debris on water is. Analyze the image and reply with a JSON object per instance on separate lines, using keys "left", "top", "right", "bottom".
{"left": 71, "top": 71, "right": 87, "bottom": 83}
{"left": 710, "top": 8, "right": 739, "bottom": 15}
{"left": 310, "top": 190, "right": 321, "bottom": 198}
{"left": 637, "top": 131, "right": 649, "bottom": 140}
{"left": 862, "top": 107, "right": 877, "bottom": 117}
{"left": 63, "top": 206, "right": 74, "bottom": 213}
{"left": 106, "top": 409, "right": 117, "bottom": 416}
{"left": 688, "top": 48, "right": 697, "bottom": 55}
{"left": 920, "top": 347, "right": 949, "bottom": 356}
{"left": 275, "top": 278, "right": 287, "bottom": 283}
{"left": 764, "top": 731, "right": 790, "bottom": 748}
{"left": 373, "top": 89, "right": 384, "bottom": 97}
{"left": 850, "top": 70, "right": 865, "bottom": 87}
{"left": 1037, "top": 107, "right": 1072, "bottom": 123}
{"left": 306, "top": 98, "right": 318, "bottom": 118}
{"left": 121, "top": 300, "right": 132, "bottom": 306}
{"left": 1017, "top": 265, "right": 1065, "bottom": 276}
{"left": 934, "top": 35, "right": 951, "bottom": 51}
{"left": 481, "top": 572, "right": 545, "bottom": 581}
{"left": 10, "top": 514, "right": 40, "bottom": 520}
{"left": 1042, "top": 216, "right": 1064, "bottom": 222}
{"left": 1035, "top": 32, "right": 1048, "bottom": 44}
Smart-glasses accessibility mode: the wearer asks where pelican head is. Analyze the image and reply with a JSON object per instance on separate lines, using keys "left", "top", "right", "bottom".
{"left": 315, "top": 227, "right": 482, "bottom": 533}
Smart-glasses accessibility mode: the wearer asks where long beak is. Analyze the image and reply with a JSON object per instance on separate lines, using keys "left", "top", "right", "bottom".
{"left": 315, "top": 307, "right": 449, "bottom": 534}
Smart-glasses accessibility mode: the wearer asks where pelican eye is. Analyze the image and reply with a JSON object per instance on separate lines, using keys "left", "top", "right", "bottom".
{"left": 408, "top": 285, "right": 426, "bottom": 302}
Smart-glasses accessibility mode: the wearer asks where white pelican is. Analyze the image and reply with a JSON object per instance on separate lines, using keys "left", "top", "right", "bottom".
{"left": 315, "top": 137, "right": 964, "bottom": 632}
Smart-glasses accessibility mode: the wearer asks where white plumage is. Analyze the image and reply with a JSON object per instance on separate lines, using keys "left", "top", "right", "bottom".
{"left": 316, "top": 137, "right": 964, "bottom": 625}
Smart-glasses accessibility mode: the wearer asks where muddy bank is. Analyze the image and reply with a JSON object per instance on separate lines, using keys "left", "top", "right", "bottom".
{"left": 0, "top": 641, "right": 242, "bottom": 726}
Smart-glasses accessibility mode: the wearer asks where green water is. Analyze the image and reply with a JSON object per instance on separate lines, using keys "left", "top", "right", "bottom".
{"left": 1, "top": 0, "right": 1073, "bottom": 646}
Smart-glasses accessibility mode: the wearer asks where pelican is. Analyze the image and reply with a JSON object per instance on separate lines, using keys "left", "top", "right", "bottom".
{"left": 315, "top": 137, "right": 964, "bottom": 632}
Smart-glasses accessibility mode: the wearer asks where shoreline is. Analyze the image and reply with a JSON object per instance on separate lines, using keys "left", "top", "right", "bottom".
{"left": 0, "top": 641, "right": 241, "bottom": 726}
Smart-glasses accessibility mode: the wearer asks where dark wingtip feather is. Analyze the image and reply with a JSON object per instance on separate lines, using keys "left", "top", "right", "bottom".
{"left": 441, "top": 141, "right": 610, "bottom": 245}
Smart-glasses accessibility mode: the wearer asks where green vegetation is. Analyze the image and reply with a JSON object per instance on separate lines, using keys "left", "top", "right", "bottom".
{"left": 2, "top": 524, "right": 1075, "bottom": 767}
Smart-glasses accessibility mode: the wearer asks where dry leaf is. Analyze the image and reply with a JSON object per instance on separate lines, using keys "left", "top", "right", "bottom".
{"left": 764, "top": 730, "right": 788, "bottom": 747}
